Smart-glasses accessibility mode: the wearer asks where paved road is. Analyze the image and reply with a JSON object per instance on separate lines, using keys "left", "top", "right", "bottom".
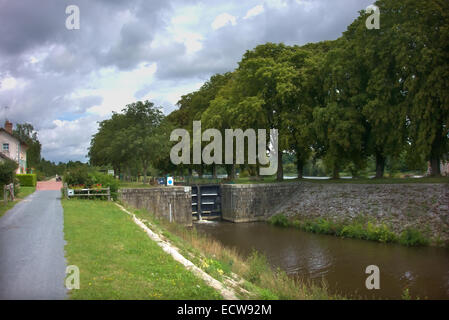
{"left": 0, "top": 189, "right": 67, "bottom": 300}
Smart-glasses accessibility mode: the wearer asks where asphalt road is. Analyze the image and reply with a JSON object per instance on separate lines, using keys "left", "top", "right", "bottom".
{"left": 0, "top": 190, "right": 67, "bottom": 300}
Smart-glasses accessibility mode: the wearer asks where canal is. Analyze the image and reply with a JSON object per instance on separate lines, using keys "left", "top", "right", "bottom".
{"left": 195, "top": 221, "right": 449, "bottom": 299}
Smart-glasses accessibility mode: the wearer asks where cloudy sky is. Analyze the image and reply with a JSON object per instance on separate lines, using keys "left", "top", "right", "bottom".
{"left": 0, "top": 0, "right": 373, "bottom": 163}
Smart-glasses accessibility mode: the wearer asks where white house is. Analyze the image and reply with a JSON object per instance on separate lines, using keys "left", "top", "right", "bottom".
{"left": 0, "top": 121, "right": 28, "bottom": 174}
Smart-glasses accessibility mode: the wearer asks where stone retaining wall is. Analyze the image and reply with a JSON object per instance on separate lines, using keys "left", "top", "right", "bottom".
{"left": 273, "top": 182, "right": 449, "bottom": 242}
{"left": 221, "top": 182, "right": 302, "bottom": 222}
{"left": 118, "top": 187, "right": 192, "bottom": 226}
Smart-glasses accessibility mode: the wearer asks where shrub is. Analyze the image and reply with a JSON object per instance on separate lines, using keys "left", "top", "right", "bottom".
{"left": 366, "top": 222, "right": 397, "bottom": 243}
{"left": 0, "top": 158, "right": 17, "bottom": 186}
{"left": 64, "top": 167, "right": 91, "bottom": 187}
{"left": 268, "top": 213, "right": 290, "bottom": 227}
{"left": 245, "top": 250, "right": 269, "bottom": 284}
{"left": 16, "top": 174, "right": 37, "bottom": 187}
{"left": 399, "top": 228, "right": 429, "bottom": 247}
{"left": 89, "top": 172, "right": 119, "bottom": 199}
{"left": 238, "top": 170, "right": 249, "bottom": 178}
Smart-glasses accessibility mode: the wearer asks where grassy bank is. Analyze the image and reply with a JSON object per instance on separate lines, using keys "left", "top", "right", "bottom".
{"left": 268, "top": 214, "right": 434, "bottom": 247}
{"left": 129, "top": 205, "right": 343, "bottom": 300}
{"left": 62, "top": 199, "right": 222, "bottom": 299}
{"left": 0, "top": 186, "right": 36, "bottom": 218}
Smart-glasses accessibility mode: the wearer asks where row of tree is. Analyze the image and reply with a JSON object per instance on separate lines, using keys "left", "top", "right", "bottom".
{"left": 89, "top": 0, "right": 448, "bottom": 180}
{"left": 88, "top": 101, "right": 172, "bottom": 183}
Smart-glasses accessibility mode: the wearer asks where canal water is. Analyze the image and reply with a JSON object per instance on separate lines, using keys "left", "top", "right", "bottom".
{"left": 195, "top": 221, "right": 449, "bottom": 299}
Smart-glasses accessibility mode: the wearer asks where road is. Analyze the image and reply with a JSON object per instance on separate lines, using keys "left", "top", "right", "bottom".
{"left": 0, "top": 181, "right": 67, "bottom": 300}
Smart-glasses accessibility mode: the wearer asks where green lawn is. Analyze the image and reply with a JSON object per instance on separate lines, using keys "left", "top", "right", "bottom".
{"left": 62, "top": 199, "right": 222, "bottom": 300}
{"left": 0, "top": 186, "right": 36, "bottom": 218}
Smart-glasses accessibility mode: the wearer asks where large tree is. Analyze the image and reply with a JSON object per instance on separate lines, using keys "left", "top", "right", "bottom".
{"left": 13, "top": 123, "right": 42, "bottom": 169}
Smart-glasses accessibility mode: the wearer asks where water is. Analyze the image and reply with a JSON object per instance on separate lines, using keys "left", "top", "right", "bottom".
{"left": 195, "top": 221, "right": 449, "bottom": 299}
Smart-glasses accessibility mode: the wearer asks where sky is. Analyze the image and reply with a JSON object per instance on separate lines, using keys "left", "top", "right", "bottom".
{"left": 0, "top": 0, "right": 374, "bottom": 163}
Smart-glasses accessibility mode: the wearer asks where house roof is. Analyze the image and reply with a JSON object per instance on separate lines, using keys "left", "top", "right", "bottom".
{"left": 0, "top": 128, "right": 29, "bottom": 148}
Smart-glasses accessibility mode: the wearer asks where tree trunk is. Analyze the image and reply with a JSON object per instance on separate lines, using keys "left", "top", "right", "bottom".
{"left": 429, "top": 125, "right": 443, "bottom": 177}
{"left": 142, "top": 161, "right": 148, "bottom": 184}
{"left": 276, "top": 150, "right": 283, "bottom": 181}
{"left": 429, "top": 129, "right": 442, "bottom": 176}
{"left": 212, "top": 164, "right": 217, "bottom": 179}
{"left": 296, "top": 153, "right": 304, "bottom": 179}
{"left": 375, "top": 152, "right": 386, "bottom": 179}
{"left": 429, "top": 157, "right": 441, "bottom": 176}
{"left": 332, "top": 165, "right": 339, "bottom": 179}
{"left": 126, "top": 167, "right": 131, "bottom": 181}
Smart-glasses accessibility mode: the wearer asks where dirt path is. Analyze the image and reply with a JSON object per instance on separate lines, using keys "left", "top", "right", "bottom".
{"left": 37, "top": 178, "right": 63, "bottom": 191}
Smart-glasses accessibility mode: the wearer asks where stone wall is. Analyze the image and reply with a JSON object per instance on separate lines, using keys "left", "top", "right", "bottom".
{"left": 221, "top": 182, "right": 302, "bottom": 222}
{"left": 273, "top": 182, "right": 449, "bottom": 242}
{"left": 118, "top": 187, "right": 193, "bottom": 226}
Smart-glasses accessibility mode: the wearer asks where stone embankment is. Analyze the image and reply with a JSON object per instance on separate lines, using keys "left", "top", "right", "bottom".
{"left": 273, "top": 182, "right": 449, "bottom": 242}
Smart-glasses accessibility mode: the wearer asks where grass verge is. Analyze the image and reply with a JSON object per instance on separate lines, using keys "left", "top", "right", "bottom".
{"left": 128, "top": 204, "right": 343, "bottom": 300}
{"left": 62, "top": 199, "right": 222, "bottom": 299}
{"left": 268, "top": 213, "right": 432, "bottom": 247}
{"left": 0, "top": 186, "right": 36, "bottom": 218}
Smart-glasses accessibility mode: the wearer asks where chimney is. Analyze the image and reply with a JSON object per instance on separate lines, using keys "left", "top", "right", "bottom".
{"left": 4, "top": 120, "right": 13, "bottom": 134}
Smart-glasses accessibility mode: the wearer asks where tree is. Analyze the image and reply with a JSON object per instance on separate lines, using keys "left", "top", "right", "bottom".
{"left": 13, "top": 123, "right": 42, "bottom": 169}
{"left": 370, "top": 0, "right": 449, "bottom": 176}
{"left": 235, "top": 43, "right": 300, "bottom": 180}
{"left": 89, "top": 112, "right": 131, "bottom": 176}
{"left": 311, "top": 39, "right": 368, "bottom": 178}
{"left": 123, "top": 101, "right": 169, "bottom": 183}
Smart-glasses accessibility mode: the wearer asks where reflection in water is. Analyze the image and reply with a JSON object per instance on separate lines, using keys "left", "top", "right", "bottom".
{"left": 195, "top": 221, "right": 449, "bottom": 300}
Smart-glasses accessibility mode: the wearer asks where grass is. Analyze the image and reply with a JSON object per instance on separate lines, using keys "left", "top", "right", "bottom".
{"left": 62, "top": 199, "right": 222, "bottom": 300}
{"left": 0, "top": 186, "right": 36, "bottom": 218}
{"left": 268, "top": 213, "right": 432, "bottom": 247}
{"left": 129, "top": 205, "right": 343, "bottom": 300}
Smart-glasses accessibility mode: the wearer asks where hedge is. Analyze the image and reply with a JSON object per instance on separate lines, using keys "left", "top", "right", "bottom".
{"left": 16, "top": 174, "right": 37, "bottom": 187}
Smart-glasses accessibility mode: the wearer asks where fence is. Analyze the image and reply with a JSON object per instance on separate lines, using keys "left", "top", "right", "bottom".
{"left": 64, "top": 183, "right": 111, "bottom": 201}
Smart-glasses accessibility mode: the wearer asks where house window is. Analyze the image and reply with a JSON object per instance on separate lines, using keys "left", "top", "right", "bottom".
{"left": 2, "top": 143, "right": 9, "bottom": 152}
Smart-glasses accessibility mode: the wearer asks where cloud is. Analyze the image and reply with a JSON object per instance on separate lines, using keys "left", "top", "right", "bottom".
{"left": 38, "top": 116, "right": 102, "bottom": 162}
{"left": 0, "top": 0, "right": 374, "bottom": 162}
{"left": 211, "top": 13, "right": 237, "bottom": 30}
{"left": 243, "top": 4, "right": 264, "bottom": 19}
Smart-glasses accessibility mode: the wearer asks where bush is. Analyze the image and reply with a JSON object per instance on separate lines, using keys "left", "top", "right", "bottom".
{"left": 0, "top": 159, "right": 17, "bottom": 186}
{"left": 245, "top": 250, "right": 269, "bottom": 285}
{"left": 268, "top": 213, "right": 290, "bottom": 227}
{"left": 399, "top": 228, "right": 429, "bottom": 247}
{"left": 64, "top": 167, "right": 91, "bottom": 187}
{"left": 238, "top": 170, "right": 250, "bottom": 178}
{"left": 89, "top": 172, "right": 119, "bottom": 199}
{"left": 16, "top": 174, "right": 37, "bottom": 187}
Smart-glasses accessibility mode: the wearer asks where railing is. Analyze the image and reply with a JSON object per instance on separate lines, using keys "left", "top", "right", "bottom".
{"left": 64, "top": 183, "right": 111, "bottom": 201}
